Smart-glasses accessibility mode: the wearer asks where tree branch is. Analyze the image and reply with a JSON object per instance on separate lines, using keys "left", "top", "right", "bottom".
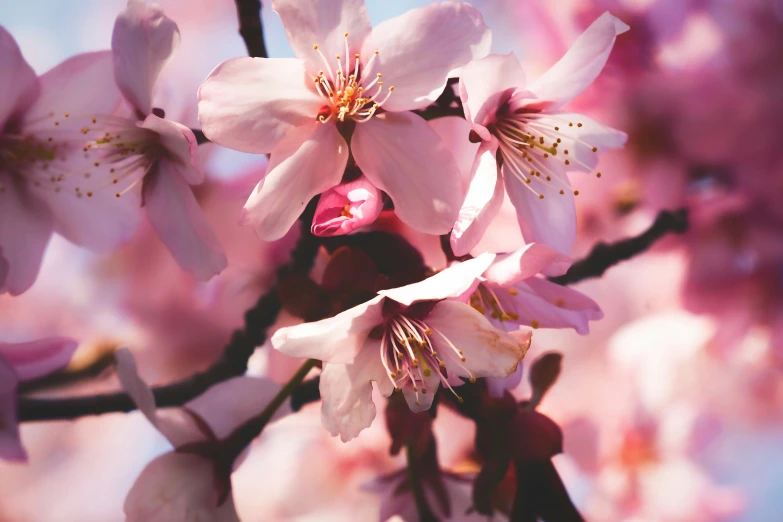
{"left": 17, "top": 202, "right": 320, "bottom": 422}
{"left": 234, "top": 0, "right": 268, "bottom": 58}
{"left": 549, "top": 208, "right": 688, "bottom": 286}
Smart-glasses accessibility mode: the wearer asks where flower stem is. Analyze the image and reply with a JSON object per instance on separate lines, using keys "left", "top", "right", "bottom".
{"left": 406, "top": 442, "right": 438, "bottom": 522}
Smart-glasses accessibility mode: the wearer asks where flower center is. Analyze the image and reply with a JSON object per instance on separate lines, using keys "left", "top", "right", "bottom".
{"left": 312, "top": 33, "right": 394, "bottom": 124}
{"left": 380, "top": 313, "right": 474, "bottom": 406}
{"left": 491, "top": 112, "right": 602, "bottom": 200}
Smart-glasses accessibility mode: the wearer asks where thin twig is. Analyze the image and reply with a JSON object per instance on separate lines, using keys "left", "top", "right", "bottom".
{"left": 17, "top": 202, "right": 320, "bottom": 422}
{"left": 406, "top": 443, "right": 438, "bottom": 522}
{"left": 234, "top": 0, "right": 268, "bottom": 58}
{"left": 549, "top": 208, "right": 688, "bottom": 285}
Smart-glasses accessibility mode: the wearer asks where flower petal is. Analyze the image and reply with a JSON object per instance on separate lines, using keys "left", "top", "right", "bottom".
{"left": 426, "top": 300, "right": 529, "bottom": 379}
{"left": 504, "top": 166, "right": 576, "bottom": 255}
{"left": 0, "top": 176, "right": 53, "bottom": 296}
{"left": 450, "top": 146, "right": 505, "bottom": 257}
{"left": 311, "top": 175, "right": 384, "bottom": 237}
{"left": 138, "top": 115, "right": 200, "bottom": 179}
{"left": 459, "top": 52, "right": 527, "bottom": 127}
{"left": 0, "top": 338, "right": 78, "bottom": 381}
{"left": 427, "top": 116, "right": 480, "bottom": 191}
{"left": 186, "top": 376, "right": 285, "bottom": 440}
{"left": 379, "top": 253, "right": 496, "bottom": 306}
{"left": 483, "top": 243, "right": 572, "bottom": 286}
{"left": 0, "top": 26, "right": 38, "bottom": 129}
{"left": 352, "top": 111, "right": 464, "bottom": 234}
{"left": 486, "top": 362, "right": 525, "bottom": 399}
{"left": 243, "top": 121, "right": 348, "bottom": 241}
{"left": 23, "top": 51, "right": 121, "bottom": 131}
{"left": 272, "top": 295, "right": 384, "bottom": 364}
{"left": 402, "top": 370, "right": 441, "bottom": 413}
{"left": 198, "top": 57, "right": 323, "bottom": 154}
{"left": 0, "top": 357, "right": 25, "bottom": 462}
{"left": 526, "top": 12, "right": 629, "bottom": 108}
{"left": 124, "top": 452, "right": 240, "bottom": 522}
{"left": 361, "top": 2, "right": 491, "bottom": 112}
{"left": 143, "top": 161, "right": 227, "bottom": 281}
{"left": 271, "top": 0, "right": 372, "bottom": 75}
{"left": 319, "top": 340, "right": 389, "bottom": 442}
{"left": 505, "top": 277, "right": 603, "bottom": 334}
{"left": 112, "top": 0, "right": 180, "bottom": 114}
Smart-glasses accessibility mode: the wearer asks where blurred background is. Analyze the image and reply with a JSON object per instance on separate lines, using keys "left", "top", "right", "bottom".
{"left": 1, "top": 0, "right": 782, "bottom": 520}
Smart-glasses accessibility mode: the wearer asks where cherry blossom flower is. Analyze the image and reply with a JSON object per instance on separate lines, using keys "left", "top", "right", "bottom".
{"left": 466, "top": 243, "right": 604, "bottom": 334}
{"left": 311, "top": 173, "right": 384, "bottom": 237}
{"left": 0, "top": 27, "right": 140, "bottom": 295}
{"left": 0, "top": 338, "right": 78, "bottom": 461}
{"left": 198, "top": 0, "right": 492, "bottom": 240}
{"left": 451, "top": 12, "right": 629, "bottom": 256}
{"left": 74, "top": 0, "right": 226, "bottom": 280}
{"left": 115, "top": 348, "right": 288, "bottom": 521}
{"left": 271, "top": 255, "right": 531, "bottom": 442}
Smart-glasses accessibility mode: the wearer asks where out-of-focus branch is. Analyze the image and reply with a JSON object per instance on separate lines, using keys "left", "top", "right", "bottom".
{"left": 192, "top": 129, "right": 209, "bottom": 145}
{"left": 549, "top": 208, "right": 688, "bottom": 286}
{"left": 18, "top": 347, "right": 117, "bottom": 394}
{"left": 17, "top": 201, "right": 320, "bottom": 422}
{"left": 234, "top": 0, "right": 268, "bottom": 58}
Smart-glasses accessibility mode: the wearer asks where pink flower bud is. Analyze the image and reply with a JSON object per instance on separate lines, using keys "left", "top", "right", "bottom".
{"left": 311, "top": 176, "right": 384, "bottom": 237}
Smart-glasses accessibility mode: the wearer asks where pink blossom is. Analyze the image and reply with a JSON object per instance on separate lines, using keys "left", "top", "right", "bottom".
{"left": 198, "top": 0, "right": 492, "bottom": 240}
{"left": 115, "top": 349, "right": 287, "bottom": 521}
{"left": 311, "top": 173, "right": 384, "bottom": 236}
{"left": 467, "top": 243, "right": 604, "bottom": 335}
{"left": 0, "top": 338, "right": 78, "bottom": 461}
{"left": 271, "top": 255, "right": 530, "bottom": 442}
{"left": 0, "top": 27, "right": 140, "bottom": 295}
{"left": 451, "top": 12, "right": 629, "bottom": 256}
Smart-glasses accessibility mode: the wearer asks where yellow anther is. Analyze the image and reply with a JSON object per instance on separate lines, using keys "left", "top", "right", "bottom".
{"left": 313, "top": 44, "right": 319, "bottom": 50}
{"left": 531, "top": 320, "right": 540, "bottom": 329}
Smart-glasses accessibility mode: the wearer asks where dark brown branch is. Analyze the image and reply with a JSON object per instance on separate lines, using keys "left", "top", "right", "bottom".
{"left": 17, "top": 201, "right": 320, "bottom": 422}
{"left": 234, "top": 0, "right": 268, "bottom": 58}
{"left": 549, "top": 208, "right": 688, "bottom": 286}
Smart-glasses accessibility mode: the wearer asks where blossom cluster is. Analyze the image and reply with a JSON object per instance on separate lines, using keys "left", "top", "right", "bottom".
{"left": 0, "top": 0, "right": 638, "bottom": 519}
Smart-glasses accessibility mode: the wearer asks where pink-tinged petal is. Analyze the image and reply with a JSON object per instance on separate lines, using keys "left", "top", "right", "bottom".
{"left": 450, "top": 146, "right": 505, "bottom": 257}
{"left": 198, "top": 57, "right": 322, "bottom": 154}
{"left": 186, "top": 377, "right": 285, "bottom": 440}
{"left": 0, "top": 357, "right": 25, "bottom": 462}
{"left": 112, "top": 0, "right": 180, "bottom": 114}
{"left": 311, "top": 175, "right": 384, "bottom": 237}
{"left": 379, "top": 253, "right": 496, "bottom": 306}
{"left": 143, "top": 161, "right": 227, "bottom": 281}
{"left": 272, "top": 295, "right": 384, "bottom": 364}
{"left": 271, "top": 0, "right": 371, "bottom": 75}
{"left": 352, "top": 111, "right": 464, "bottom": 234}
{"left": 504, "top": 166, "right": 576, "bottom": 255}
{"left": 361, "top": 2, "right": 491, "bottom": 112}
{"left": 0, "top": 26, "right": 38, "bottom": 128}
{"left": 115, "top": 348, "right": 200, "bottom": 447}
{"left": 426, "top": 300, "right": 529, "bottom": 379}
{"left": 319, "top": 340, "right": 389, "bottom": 442}
{"left": 527, "top": 12, "right": 629, "bottom": 108}
{"left": 0, "top": 338, "right": 77, "bottom": 381}
{"left": 486, "top": 362, "right": 525, "bottom": 399}
{"left": 428, "top": 116, "right": 480, "bottom": 191}
{"left": 459, "top": 53, "right": 526, "bottom": 127}
{"left": 23, "top": 51, "right": 121, "bottom": 132}
{"left": 402, "top": 370, "right": 441, "bottom": 413}
{"left": 138, "top": 115, "right": 200, "bottom": 180}
{"left": 124, "top": 452, "right": 240, "bottom": 522}
{"left": 0, "top": 249, "right": 8, "bottom": 289}
{"left": 505, "top": 278, "right": 603, "bottom": 334}
{"left": 0, "top": 176, "right": 53, "bottom": 296}
{"left": 483, "top": 243, "right": 572, "bottom": 287}
{"left": 243, "top": 121, "right": 347, "bottom": 241}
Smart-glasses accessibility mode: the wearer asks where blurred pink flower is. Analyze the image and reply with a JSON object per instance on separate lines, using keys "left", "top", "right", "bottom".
{"left": 311, "top": 173, "right": 384, "bottom": 237}
{"left": 468, "top": 243, "right": 604, "bottom": 335}
{"left": 451, "top": 12, "right": 629, "bottom": 257}
{"left": 116, "top": 348, "right": 287, "bottom": 521}
{"left": 271, "top": 255, "right": 529, "bottom": 441}
{"left": 198, "top": 0, "right": 492, "bottom": 240}
{"left": 0, "top": 338, "right": 78, "bottom": 461}
{"left": 0, "top": 27, "right": 140, "bottom": 295}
